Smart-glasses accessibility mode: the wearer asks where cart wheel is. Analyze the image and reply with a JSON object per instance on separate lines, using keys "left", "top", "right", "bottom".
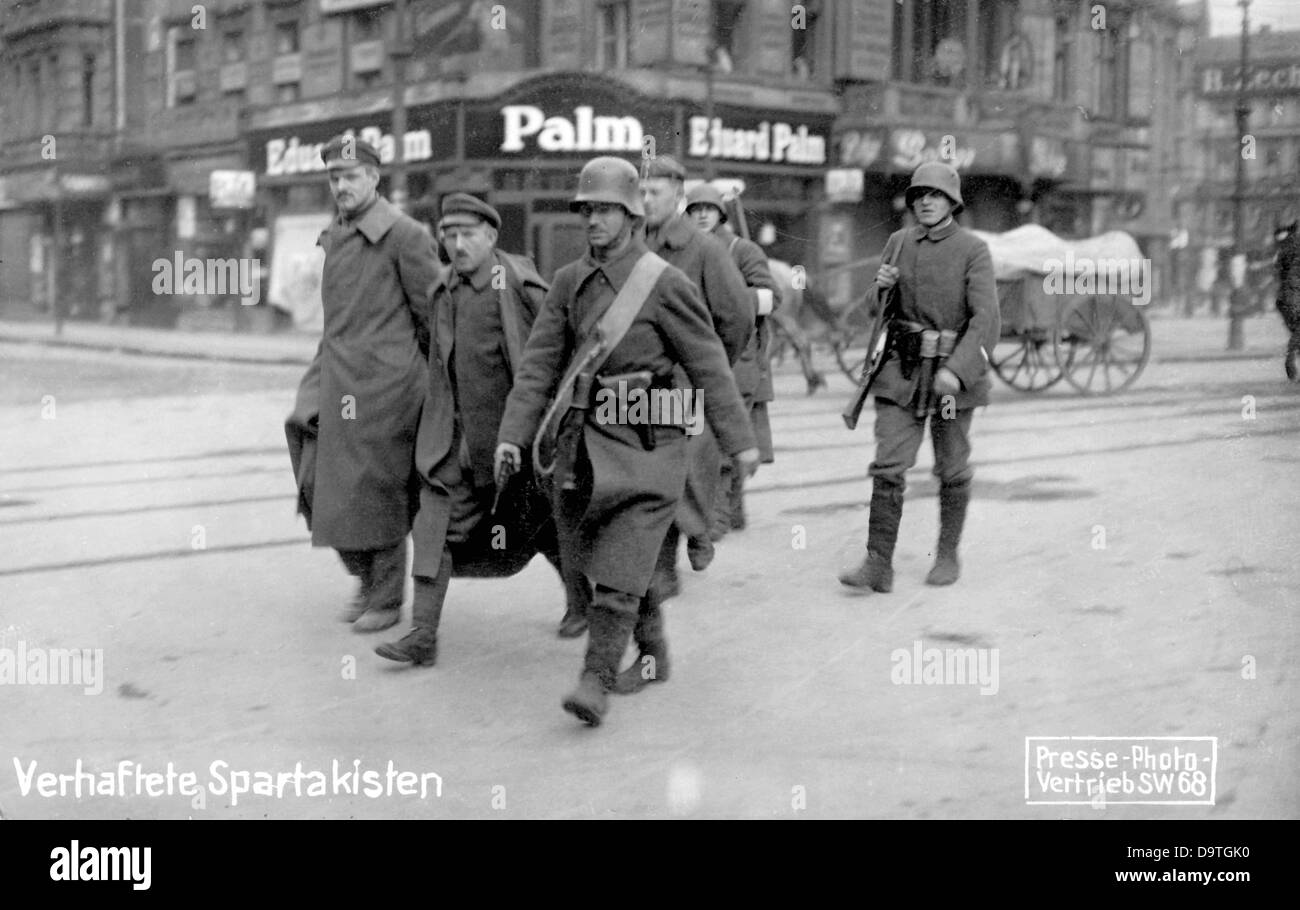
{"left": 1054, "top": 296, "right": 1151, "bottom": 395}
{"left": 989, "top": 330, "right": 1064, "bottom": 392}
{"left": 832, "top": 331, "right": 870, "bottom": 382}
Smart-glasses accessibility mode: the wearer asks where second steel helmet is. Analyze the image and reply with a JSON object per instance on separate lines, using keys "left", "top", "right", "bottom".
{"left": 684, "top": 183, "right": 727, "bottom": 222}
{"left": 904, "top": 161, "right": 964, "bottom": 212}
{"left": 570, "top": 156, "right": 644, "bottom": 218}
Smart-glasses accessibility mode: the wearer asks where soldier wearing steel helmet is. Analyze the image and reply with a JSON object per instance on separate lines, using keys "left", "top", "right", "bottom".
{"left": 840, "top": 161, "right": 999, "bottom": 593}
{"left": 685, "top": 182, "right": 781, "bottom": 533}
{"left": 495, "top": 156, "right": 759, "bottom": 726}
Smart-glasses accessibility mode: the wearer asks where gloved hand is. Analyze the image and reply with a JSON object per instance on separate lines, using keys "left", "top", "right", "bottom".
{"left": 736, "top": 447, "right": 761, "bottom": 478}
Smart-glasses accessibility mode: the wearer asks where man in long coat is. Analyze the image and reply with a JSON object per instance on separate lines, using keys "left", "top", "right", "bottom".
{"left": 840, "top": 161, "right": 999, "bottom": 593}
{"left": 639, "top": 155, "right": 754, "bottom": 585}
{"left": 285, "top": 135, "right": 440, "bottom": 632}
{"left": 374, "top": 193, "right": 590, "bottom": 666}
{"left": 685, "top": 182, "right": 781, "bottom": 532}
{"left": 495, "top": 157, "right": 759, "bottom": 726}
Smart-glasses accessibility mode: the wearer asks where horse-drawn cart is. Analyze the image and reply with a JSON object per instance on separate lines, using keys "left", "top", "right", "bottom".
{"left": 829, "top": 225, "right": 1153, "bottom": 396}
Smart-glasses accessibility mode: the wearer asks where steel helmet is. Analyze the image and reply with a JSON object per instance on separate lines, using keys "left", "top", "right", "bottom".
{"left": 570, "top": 156, "right": 644, "bottom": 217}
{"left": 684, "top": 184, "right": 727, "bottom": 222}
{"left": 905, "top": 161, "right": 964, "bottom": 212}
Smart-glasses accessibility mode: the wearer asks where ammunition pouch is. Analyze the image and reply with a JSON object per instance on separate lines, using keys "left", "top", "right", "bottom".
{"left": 889, "top": 320, "right": 926, "bottom": 380}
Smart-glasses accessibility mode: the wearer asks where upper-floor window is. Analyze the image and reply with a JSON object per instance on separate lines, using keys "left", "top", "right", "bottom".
{"left": 791, "top": 0, "right": 822, "bottom": 80}
{"left": 170, "top": 30, "right": 198, "bottom": 106}
{"left": 175, "top": 33, "right": 197, "bottom": 71}
{"left": 1094, "top": 10, "right": 1129, "bottom": 120}
{"left": 81, "top": 54, "right": 95, "bottom": 127}
{"left": 712, "top": 0, "right": 746, "bottom": 73}
{"left": 981, "top": 0, "right": 1021, "bottom": 90}
{"left": 222, "top": 30, "right": 244, "bottom": 64}
{"left": 46, "top": 53, "right": 59, "bottom": 129}
{"left": 275, "top": 20, "right": 300, "bottom": 55}
{"left": 596, "top": 0, "right": 629, "bottom": 69}
{"left": 1053, "top": 3, "right": 1073, "bottom": 101}
{"left": 893, "top": 0, "right": 977, "bottom": 87}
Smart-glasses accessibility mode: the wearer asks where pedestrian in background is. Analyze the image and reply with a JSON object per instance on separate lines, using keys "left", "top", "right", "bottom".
{"left": 840, "top": 162, "right": 999, "bottom": 593}
{"left": 285, "top": 135, "right": 440, "bottom": 632}
{"left": 685, "top": 182, "right": 779, "bottom": 533}
{"left": 495, "top": 157, "right": 759, "bottom": 726}
{"left": 640, "top": 155, "right": 754, "bottom": 584}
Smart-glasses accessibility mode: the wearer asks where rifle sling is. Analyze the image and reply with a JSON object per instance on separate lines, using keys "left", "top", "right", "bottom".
{"left": 534, "top": 251, "right": 670, "bottom": 475}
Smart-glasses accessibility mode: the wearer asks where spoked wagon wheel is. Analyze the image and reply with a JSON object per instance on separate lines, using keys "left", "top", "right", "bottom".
{"left": 832, "top": 330, "right": 871, "bottom": 382}
{"left": 989, "top": 329, "right": 1064, "bottom": 392}
{"left": 1053, "top": 296, "right": 1151, "bottom": 395}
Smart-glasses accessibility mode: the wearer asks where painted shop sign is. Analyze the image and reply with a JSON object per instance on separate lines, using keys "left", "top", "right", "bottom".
{"left": 1199, "top": 63, "right": 1300, "bottom": 98}
{"left": 686, "top": 116, "right": 826, "bottom": 165}
{"left": 500, "top": 105, "right": 646, "bottom": 154}
{"left": 263, "top": 125, "right": 434, "bottom": 176}
{"left": 493, "top": 102, "right": 828, "bottom": 166}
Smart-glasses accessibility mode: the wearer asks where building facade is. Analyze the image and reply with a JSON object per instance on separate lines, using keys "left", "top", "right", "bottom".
{"left": 1183, "top": 24, "right": 1300, "bottom": 258}
{"left": 826, "top": 0, "right": 1191, "bottom": 306}
{"left": 0, "top": 0, "right": 1194, "bottom": 328}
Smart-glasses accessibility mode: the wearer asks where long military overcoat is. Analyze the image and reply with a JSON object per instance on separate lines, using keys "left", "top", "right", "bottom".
{"left": 872, "top": 220, "right": 1000, "bottom": 411}
{"left": 411, "top": 249, "right": 549, "bottom": 578}
{"left": 285, "top": 196, "right": 440, "bottom": 551}
{"left": 497, "top": 237, "right": 756, "bottom": 596}
{"left": 714, "top": 222, "right": 780, "bottom": 461}
{"left": 646, "top": 214, "right": 755, "bottom": 539}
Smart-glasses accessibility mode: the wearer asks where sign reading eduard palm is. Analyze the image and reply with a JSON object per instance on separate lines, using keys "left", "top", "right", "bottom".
{"left": 463, "top": 74, "right": 831, "bottom": 168}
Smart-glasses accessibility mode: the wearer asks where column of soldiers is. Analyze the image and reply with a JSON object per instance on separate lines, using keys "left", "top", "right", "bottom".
{"left": 286, "top": 135, "right": 997, "bottom": 728}
{"left": 287, "top": 138, "right": 768, "bottom": 727}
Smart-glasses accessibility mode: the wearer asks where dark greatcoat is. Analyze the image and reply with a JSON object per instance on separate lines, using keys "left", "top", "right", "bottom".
{"left": 872, "top": 220, "right": 1000, "bottom": 412}
{"left": 411, "top": 249, "right": 549, "bottom": 578}
{"left": 645, "top": 214, "right": 755, "bottom": 538}
{"left": 714, "top": 222, "right": 780, "bottom": 461}
{"left": 285, "top": 196, "right": 439, "bottom": 551}
{"left": 497, "top": 236, "right": 757, "bottom": 597}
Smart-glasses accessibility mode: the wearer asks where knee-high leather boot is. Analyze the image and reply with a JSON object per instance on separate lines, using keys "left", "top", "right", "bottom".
{"left": 612, "top": 588, "right": 669, "bottom": 695}
{"left": 838, "top": 477, "right": 904, "bottom": 592}
{"left": 562, "top": 586, "right": 638, "bottom": 726}
{"left": 925, "top": 479, "right": 970, "bottom": 586}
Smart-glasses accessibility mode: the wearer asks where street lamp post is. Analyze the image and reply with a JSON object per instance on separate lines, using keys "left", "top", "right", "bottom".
{"left": 1229, "top": 0, "right": 1251, "bottom": 351}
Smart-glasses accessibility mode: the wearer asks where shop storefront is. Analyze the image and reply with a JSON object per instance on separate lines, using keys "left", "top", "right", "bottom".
{"left": 248, "top": 72, "right": 833, "bottom": 326}
{"left": 0, "top": 167, "right": 112, "bottom": 323}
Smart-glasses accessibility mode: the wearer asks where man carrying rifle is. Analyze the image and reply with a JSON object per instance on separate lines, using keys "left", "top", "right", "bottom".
{"left": 840, "top": 162, "right": 999, "bottom": 592}
{"left": 495, "top": 157, "right": 759, "bottom": 726}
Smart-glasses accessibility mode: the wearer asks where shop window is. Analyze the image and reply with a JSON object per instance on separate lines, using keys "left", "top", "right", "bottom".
{"left": 596, "top": 0, "right": 629, "bottom": 70}
{"left": 81, "top": 55, "right": 95, "bottom": 128}
{"left": 791, "top": 0, "right": 821, "bottom": 80}
{"left": 712, "top": 0, "right": 746, "bottom": 73}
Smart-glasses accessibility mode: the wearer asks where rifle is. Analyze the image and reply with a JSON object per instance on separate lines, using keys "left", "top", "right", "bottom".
{"left": 842, "top": 240, "right": 903, "bottom": 430}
